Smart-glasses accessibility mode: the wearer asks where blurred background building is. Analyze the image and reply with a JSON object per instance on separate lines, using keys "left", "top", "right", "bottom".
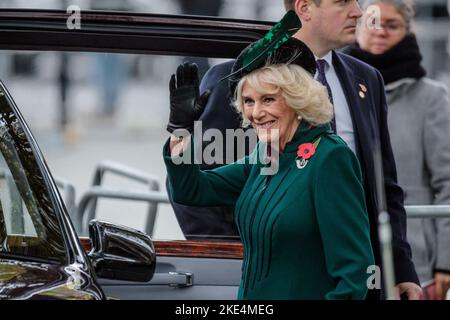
{"left": 0, "top": 0, "right": 449, "bottom": 239}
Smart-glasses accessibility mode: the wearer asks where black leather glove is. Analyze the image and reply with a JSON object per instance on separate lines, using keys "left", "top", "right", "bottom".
{"left": 167, "top": 62, "right": 211, "bottom": 133}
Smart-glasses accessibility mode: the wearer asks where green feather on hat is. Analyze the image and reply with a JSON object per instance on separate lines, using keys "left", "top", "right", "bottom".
{"left": 226, "top": 10, "right": 316, "bottom": 95}
{"left": 241, "top": 10, "right": 302, "bottom": 73}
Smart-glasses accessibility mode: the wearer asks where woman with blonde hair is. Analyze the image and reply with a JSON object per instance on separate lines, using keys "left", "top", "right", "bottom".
{"left": 163, "top": 12, "right": 374, "bottom": 299}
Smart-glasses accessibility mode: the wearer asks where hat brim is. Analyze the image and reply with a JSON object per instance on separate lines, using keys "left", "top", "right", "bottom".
{"left": 228, "top": 37, "right": 316, "bottom": 96}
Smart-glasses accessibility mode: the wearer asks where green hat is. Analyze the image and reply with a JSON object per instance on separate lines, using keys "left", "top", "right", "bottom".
{"left": 227, "top": 10, "right": 316, "bottom": 95}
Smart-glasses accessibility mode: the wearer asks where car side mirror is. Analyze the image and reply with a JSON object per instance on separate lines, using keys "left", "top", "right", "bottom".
{"left": 87, "top": 220, "right": 156, "bottom": 282}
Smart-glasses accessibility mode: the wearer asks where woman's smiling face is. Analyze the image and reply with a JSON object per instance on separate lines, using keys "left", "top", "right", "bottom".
{"left": 242, "top": 81, "right": 300, "bottom": 150}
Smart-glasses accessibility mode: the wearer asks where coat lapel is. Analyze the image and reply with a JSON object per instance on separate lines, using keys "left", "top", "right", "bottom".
{"left": 332, "top": 51, "right": 376, "bottom": 185}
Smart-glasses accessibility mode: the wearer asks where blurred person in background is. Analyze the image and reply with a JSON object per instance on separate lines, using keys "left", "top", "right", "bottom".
{"left": 347, "top": 0, "right": 450, "bottom": 300}
{"left": 177, "top": 0, "right": 223, "bottom": 78}
{"left": 90, "top": 0, "right": 132, "bottom": 117}
{"left": 93, "top": 53, "right": 126, "bottom": 117}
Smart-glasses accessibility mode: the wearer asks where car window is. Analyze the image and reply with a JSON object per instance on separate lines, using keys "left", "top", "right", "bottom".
{"left": 0, "top": 50, "right": 242, "bottom": 243}
{"left": 0, "top": 154, "right": 38, "bottom": 237}
{"left": 0, "top": 86, "right": 67, "bottom": 263}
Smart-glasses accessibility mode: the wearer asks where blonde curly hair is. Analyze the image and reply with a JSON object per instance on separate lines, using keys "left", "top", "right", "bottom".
{"left": 233, "top": 64, "right": 333, "bottom": 127}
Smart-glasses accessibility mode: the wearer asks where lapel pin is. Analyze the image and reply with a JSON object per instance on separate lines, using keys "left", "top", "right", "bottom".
{"left": 359, "top": 84, "right": 367, "bottom": 93}
{"left": 296, "top": 142, "right": 315, "bottom": 170}
{"left": 359, "top": 91, "right": 366, "bottom": 99}
{"left": 296, "top": 158, "right": 308, "bottom": 169}
{"left": 296, "top": 139, "right": 321, "bottom": 170}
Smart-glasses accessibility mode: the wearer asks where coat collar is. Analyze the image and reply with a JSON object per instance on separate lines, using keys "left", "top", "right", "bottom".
{"left": 283, "top": 120, "right": 331, "bottom": 154}
{"left": 385, "top": 78, "right": 416, "bottom": 92}
{"left": 314, "top": 51, "right": 333, "bottom": 69}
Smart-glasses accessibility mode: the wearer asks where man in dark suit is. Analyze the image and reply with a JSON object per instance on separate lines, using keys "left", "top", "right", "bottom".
{"left": 166, "top": 61, "right": 242, "bottom": 240}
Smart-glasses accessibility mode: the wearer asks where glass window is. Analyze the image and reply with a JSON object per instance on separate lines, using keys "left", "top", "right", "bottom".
{"left": 0, "top": 50, "right": 242, "bottom": 243}
{"left": 0, "top": 87, "right": 67, "bottom": 263}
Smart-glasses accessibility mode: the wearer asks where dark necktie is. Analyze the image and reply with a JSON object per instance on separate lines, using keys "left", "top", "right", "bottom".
{"left": 316, "top": 59, "right": 336, "bottom": 133}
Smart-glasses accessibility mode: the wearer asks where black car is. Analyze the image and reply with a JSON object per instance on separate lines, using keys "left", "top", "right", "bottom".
{"left": 0, "top": 80, "right": 158, "bottom": 299}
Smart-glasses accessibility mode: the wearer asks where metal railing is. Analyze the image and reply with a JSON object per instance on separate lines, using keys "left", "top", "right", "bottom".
{"left": 48, "top": 164, "right": 450, "bottom": 240}
{"left": 74, "top": 161, "right": 166, "bottom": 236}
{"left": 405, "top": 205, "right": 450, "bottom": 219}
{"left": 383, "top": 205, "right": 450, "bottom": 299}
{"left": 75, "top": 187, "right": 169, "bottom": 236}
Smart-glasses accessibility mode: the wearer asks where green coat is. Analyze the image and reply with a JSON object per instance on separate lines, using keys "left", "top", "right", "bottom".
{"left": 163, "top": 121, "right": 374, "bottom": 299}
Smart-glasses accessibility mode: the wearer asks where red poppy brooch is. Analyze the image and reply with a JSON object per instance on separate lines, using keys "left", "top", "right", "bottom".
{"left": 296, "top": 137, "right": 321, "bottom": 169}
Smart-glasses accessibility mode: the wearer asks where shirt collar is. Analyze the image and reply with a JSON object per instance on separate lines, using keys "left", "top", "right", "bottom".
{"left": 314, "top": 51, "right": 333, "bottom": 71}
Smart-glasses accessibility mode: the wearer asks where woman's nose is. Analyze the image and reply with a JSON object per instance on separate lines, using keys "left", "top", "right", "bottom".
{"left": 252, "top": 101, "right": 265, "bottom": 119}
{"left": 374, "top": 25, "right": 389, "bottom": 37}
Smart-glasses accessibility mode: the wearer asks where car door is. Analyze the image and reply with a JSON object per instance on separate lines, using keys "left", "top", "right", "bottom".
{"left": 84, "top": 239, "right": 243, "bottom": 300}
{"left": 0, "top": 9, "right": 272, "bottom": 300}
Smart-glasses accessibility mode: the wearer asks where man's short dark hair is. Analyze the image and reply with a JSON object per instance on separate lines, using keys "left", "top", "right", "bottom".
{"left": 284, "top": 0, "right": 322, "bottom": 11}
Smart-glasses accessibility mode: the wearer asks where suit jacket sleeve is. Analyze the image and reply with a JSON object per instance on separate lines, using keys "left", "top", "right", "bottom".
{"left": 198, "top": 61, "right": 242, "bottom": 169}
{"left": 423, "top": 84, "right": 450, "bottom": 272}
{"left": 314, "top": 144, "right": 375, "bottom": 300}
{"left": 374, "top": 70, "right": 420, "bottom": 284}
{"left": 163, "top": 137, "right": 250, "bottom": 207}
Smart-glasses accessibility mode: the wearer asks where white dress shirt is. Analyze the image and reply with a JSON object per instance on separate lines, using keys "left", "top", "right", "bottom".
{"left": 314, "top": 52, "right": 356, "bottom": 155}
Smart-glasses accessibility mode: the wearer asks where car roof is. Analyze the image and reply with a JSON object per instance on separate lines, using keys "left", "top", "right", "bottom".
{"left": 0, "top": 9, "right": 273, "bottom": 57}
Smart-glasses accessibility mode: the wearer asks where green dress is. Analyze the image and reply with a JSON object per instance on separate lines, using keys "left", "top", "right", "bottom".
{"left": 163, "top": 121, "right": 374, "bottom": 299}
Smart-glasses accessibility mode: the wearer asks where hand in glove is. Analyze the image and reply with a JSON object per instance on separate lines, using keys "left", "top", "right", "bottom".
{"left": 168, "top": 62, "right": 211, "bottom": 133}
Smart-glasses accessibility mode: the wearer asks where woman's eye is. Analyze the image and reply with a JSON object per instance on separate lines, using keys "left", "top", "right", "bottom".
{"left": 244, "top": 98, "right": 254, "bottom": 105}
{"left": 263, "top": 97, "right": 275, "bottom": 103}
